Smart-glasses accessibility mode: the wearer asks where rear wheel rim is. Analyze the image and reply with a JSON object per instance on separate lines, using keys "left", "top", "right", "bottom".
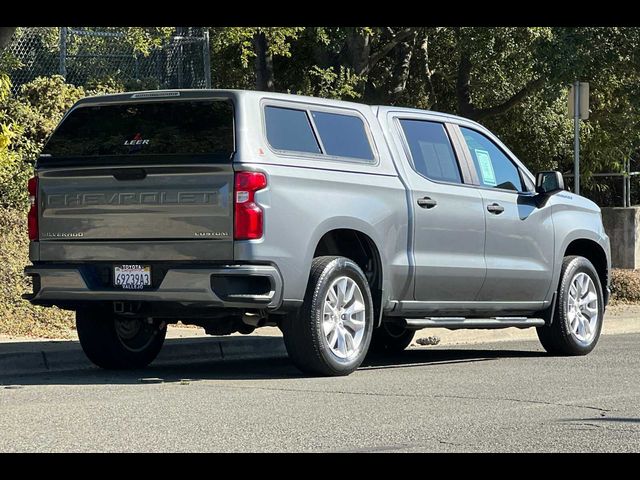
{"left": 114, "top": 317, "right": 157, "bottom": 353}
{"left": 322, "top": 276, "right": 366, "bottom": 360}
{"left": 567, "top": 272, "right": 599, "bottom": 346}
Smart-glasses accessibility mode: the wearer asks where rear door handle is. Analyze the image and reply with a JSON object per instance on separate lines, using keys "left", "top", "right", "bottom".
{"left": 487, "top": 203, "right": 505, "bottom": 214}
{"left": 417, "top": 197, "right": 437, "bottom": 209}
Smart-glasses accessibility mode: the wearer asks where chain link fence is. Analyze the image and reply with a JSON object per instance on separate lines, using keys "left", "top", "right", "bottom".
{"left": 7, "top": 27, "right": 211, "bottom": 94}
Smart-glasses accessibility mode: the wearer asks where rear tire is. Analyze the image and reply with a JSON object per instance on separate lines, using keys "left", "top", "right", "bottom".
{"left": 369, "top": 320, "right": 415, "bottom": 354}
{"left": 282, "top": 256, "right": 374, "bottom": 376}
{"left": 536, "top": 255, "right": 604, "bottom": 356}
{"left": 76, "top": 308, "right": 166, "bottom": 369}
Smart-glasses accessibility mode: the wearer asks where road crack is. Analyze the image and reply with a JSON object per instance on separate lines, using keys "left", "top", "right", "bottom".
{"left": 211, "top": 384, "right": 611, "bottom": 413}
{"left": 432, "top": 393, "right": 612, "bottom": 413}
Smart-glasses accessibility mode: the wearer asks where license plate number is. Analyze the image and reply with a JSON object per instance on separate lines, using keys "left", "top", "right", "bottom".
{"left": 113, "top": 265, "right": 151, "bottom": 290}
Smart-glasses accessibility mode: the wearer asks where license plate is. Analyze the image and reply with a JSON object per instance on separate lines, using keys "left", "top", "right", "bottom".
{"left": 113, "top": 265, "right": 151, "bottom": 290}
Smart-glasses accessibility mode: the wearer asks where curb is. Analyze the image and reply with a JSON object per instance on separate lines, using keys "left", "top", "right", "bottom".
{"left": 1, "top": 312, "right": 637, "bottom": 379}
{"left": 0, "top": 336, "right": 287, "bottom": 378}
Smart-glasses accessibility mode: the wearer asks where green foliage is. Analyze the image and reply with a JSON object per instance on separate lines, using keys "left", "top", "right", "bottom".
{"left": 84, "top": 75, "right": 127, "bottom": 94}
{"left": 122, "top": 27, "right": 175, "bottom": 56}
{"left": 3, "top": 76, "right": 86, "bottom": 162}
{"left": 302, "top": 66, "right": 362, "bottom": 100}
{"left": 0, "top": 76, "right": 87, "bottom": 207}
{"left": 484, "top": 89, "right": 574, "bottom": 173}
{"left": 0, "top": 149, "right": 30, "bottom": 208}
{"left": 207, "top": 26, "right": 640, "bottom": 190}
{"left": 212, "top": 27, "right": 303, "bottom": 68}
{"left": 0, "top": 71, "right": 25, "bottom": 207}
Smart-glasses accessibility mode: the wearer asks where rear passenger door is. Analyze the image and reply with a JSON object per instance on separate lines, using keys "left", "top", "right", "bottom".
{"left": 457, "top": 126, "right": 554, "bottom": 304}
{"left": 395, "top": 116, "right": 486, "bottom": 303}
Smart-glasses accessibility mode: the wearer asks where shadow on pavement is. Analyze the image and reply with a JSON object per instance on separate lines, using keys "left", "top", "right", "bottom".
{"left": 0, "top": 335, "right": 546, "bottom": 387}
{"left": 567, "top": 417, "right": 640, "bottom": 424}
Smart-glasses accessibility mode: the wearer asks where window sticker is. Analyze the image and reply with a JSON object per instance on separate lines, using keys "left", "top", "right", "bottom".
{"left": 475, "top": 149, "right": 496, "bottom": 186}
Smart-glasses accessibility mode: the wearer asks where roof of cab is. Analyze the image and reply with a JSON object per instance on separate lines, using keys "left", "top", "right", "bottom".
{"left": 74, "top": 88, "right": 368, "bottom": 110}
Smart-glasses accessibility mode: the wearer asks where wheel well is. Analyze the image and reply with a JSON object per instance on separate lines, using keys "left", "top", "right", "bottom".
{"left": 565, "top": 239, "right": 608, "bottom": 293}
{"left": 314, "top": 229, "right": 383, "bottom": 324}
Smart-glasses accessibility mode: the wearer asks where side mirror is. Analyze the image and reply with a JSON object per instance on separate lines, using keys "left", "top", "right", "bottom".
{"left": 536, "top": 171, "right": 565, "bottom": 194}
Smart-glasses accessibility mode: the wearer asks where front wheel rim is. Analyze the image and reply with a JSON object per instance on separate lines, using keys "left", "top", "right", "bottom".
{"left": 567, "top": 272, "right": 599, "bottom": 345}
{"left": 322, "top": 276, "right": 366, "bottom": 360}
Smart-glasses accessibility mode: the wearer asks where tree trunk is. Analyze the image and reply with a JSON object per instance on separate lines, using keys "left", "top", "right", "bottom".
{"left": 456, "top": 52, "right": 475, "bottom": 118}
{"left": 456, "top": 48, "right": 544, "bottom": 121}
{"left": 345, "top": 28, "right": 371, "bottom": 76}
{"left": 253, "top": 32, "right": 274, "bottom": 91}
{"left": 390, "top": 32, "right": 416, "bottom": 100}
{"left": 0, "top": 27, "right": 17, "bottom": 50}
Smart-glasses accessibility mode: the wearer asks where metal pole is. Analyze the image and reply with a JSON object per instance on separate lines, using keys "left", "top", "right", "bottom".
{"left": 573, "top": 81, "right": 580, "bottom": 195}
{"left": 59, "top": 27, "right": 67, "bottom": 79}
{"left": 203, "top": 29, "right": 211, "bottom": 89}
{"left": 178, "top": 42, "right": 183, "bottom": 88}
{"left": 628, "top": 158, "right": 632, "bottom": 207}
{"left": 623, "top": 163, "right": 627, "bottom": 207}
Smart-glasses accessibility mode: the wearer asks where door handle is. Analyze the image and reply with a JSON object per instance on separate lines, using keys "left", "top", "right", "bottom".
{"left": 417, "top": 197, "right": 437, "bottom": 209}
{"left": 111, "top": 168, "right": 147, "bottom": 181}
{"left": 487, "top": 203, "right": 505, "bottom": 214}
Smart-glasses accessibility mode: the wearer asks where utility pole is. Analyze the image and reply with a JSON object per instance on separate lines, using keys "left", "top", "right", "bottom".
{"left": 573, "top": 81, "right": 580, "bottom": 195}
{"left": 568, "top": 82, "right": 589, "bottom": 195}
{"left": 59, "top": 27, "right": 67, "bottom": 79}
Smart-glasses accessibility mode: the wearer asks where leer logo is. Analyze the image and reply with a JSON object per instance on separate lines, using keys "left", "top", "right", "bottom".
{"left": 124, "top": 133, "right": 150, "bottom": 146}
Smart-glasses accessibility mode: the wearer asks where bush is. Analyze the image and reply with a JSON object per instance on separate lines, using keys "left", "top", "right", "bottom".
{"left": 0, "top": 75, "right": 124, "bottom": 337}
{"left": 610, "top": 268, "right": 640, "bottom": 304}
{"left": 0, "top": 149, "right": 31, "bottom": 208}
{"left": 0, "top": 72, "right": 29, "bottom": 208}
{"left": 0, "top": 75, "right": 116, "bottom": 208}
{"left": 3, "top": 75, "right": 87, "bottom": 164}
{"left": 0, "top": 208, "right": 74, "bottom": 338}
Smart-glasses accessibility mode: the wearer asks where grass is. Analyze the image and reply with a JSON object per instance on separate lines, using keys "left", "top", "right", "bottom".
{"left": 0, "top": 208, "right": 74, "bottom": 338}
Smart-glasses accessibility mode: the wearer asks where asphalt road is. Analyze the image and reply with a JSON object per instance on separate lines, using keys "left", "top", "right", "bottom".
{"left": 0, "top": 333, "right": 638, "bottom": 452}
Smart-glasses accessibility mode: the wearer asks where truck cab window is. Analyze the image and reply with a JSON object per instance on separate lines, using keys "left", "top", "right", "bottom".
{"left": 399, "top": 119, "right": 462, "bottom": 184}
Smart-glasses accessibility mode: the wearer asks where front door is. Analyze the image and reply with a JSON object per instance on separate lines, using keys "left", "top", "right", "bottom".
{"left": 458, "top": 126, "right": 555, "bottom": 303}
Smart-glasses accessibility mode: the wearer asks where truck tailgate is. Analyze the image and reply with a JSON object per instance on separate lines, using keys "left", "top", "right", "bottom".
{"left": 38, "top": 164, "right": 233, "bottom": 243}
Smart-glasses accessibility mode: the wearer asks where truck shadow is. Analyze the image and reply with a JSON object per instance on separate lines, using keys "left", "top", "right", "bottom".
{"left": 0, "top": 336, "right": 546, "bottom": 387}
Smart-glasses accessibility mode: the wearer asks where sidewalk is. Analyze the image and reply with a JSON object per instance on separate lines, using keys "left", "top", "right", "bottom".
{"left": 1, "top": 304, "right": 638, "bottom": 378}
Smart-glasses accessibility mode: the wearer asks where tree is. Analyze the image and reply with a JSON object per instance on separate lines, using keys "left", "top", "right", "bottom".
{"left": 0, "top": 27, "right": 16, "bottom": 51}
{"left": 207, "top": 26, "right": 640, "bottom": 203}
{"left": 4, "top": 26, "right": 640, "bottom": 206}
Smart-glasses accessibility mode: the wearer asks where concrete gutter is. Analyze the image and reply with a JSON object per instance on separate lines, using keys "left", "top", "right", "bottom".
{"left": 1, "top": 304, "right": 638, "bottom": 379}
{"left": 0, "top": 335, "right": 286, "bottom": 379}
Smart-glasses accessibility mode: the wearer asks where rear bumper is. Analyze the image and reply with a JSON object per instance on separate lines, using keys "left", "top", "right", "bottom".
{"left": 23, "top": 264, "right": 283, "bottom": 310}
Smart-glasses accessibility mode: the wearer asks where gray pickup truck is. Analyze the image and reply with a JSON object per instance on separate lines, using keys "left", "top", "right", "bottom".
{"left": 24, "top": 89, "right": 611, "bottom": 376}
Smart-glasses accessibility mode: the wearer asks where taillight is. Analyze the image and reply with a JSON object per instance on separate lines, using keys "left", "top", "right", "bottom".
{"left": 234, "top": 171, "right": 267, "bottom": 240}
{"left": 27, "top": 176, "right": 38, "bottom": 241}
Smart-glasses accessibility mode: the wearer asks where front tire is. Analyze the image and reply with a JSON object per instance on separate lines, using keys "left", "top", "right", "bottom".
{"left": 536, "top": 255, "right": 604, "bottom": 356}
{"left": 282, "top": 256, "right": 374, "bottom": 376}
{"left": 76, "top": 308, "right": 167, "bottom": 369}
